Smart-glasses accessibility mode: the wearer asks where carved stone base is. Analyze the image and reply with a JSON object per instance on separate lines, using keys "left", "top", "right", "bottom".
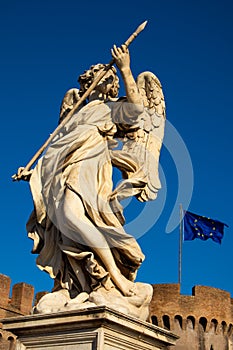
{"left": 1, "top": 306, "right": 178, "bottom": 349}
{"left": 32, "top": 283, "right": 153, "bottom": 322}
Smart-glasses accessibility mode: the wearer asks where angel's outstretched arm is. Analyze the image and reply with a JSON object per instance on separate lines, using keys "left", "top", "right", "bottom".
{"left": 111, "top": 45, "right": 142, "bottom": 106}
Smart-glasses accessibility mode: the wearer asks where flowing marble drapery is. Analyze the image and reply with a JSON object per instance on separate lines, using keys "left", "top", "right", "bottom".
{"left": 27, "top": 99, "right": 148, "bottom": 295}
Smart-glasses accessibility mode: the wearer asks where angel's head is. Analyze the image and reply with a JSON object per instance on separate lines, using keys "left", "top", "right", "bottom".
{"left": 78, "top": 64, "right": 119, "bottom": 99}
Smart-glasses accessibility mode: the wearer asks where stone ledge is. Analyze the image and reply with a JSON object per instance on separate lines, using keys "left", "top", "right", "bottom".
{"left": 1, "top": 306, "right": 178, "bottom": 349}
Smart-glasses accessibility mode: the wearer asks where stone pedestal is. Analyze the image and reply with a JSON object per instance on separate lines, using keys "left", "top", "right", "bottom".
{"left": 1, "top": 306, "right": 178, "bottom": 349}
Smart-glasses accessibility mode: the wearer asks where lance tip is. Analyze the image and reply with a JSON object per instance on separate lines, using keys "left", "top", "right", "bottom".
{"left": 139, "top": 20, "right": 148, "bottom": 31}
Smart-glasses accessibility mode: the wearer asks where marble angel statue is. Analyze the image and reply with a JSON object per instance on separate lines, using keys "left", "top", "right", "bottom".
{"left": 14, "top": 44, "right": 165, "bottom": 319}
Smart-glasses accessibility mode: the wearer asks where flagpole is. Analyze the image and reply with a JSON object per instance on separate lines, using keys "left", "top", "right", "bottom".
{"left": 178, "top": 203, "right": 183, "bottom": 285}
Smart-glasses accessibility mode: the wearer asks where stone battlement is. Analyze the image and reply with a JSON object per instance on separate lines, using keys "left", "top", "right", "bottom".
{"left": 150, "top": 283, "right": 233, "bottom": 349}
{"left": 150, "top": 283, "right": 233, "bottom": 329}
{"left": 0, "top": 274, "right": 34, "bottom": 318}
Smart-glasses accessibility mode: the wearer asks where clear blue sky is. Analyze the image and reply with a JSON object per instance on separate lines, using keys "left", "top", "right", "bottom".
{"left": 1, "top": 0, "right": 233, "bottom": 297}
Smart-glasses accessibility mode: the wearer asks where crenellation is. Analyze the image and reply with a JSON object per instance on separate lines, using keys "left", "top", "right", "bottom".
{"left": 0, "top": 274, "right": 34, "bottom": 318}
{"left": 0, "top": 275, "right": 11, "bottom": 307}
{"left": 150, "top": 283, "right": 233, "bottom": 349}
{"left": 11, "top": 283, "right": 34, "bottom": 315}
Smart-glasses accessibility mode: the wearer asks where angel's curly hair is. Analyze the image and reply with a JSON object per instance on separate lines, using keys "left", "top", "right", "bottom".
{"left": 78, "top": 64, "right": 119, "bottom": 98}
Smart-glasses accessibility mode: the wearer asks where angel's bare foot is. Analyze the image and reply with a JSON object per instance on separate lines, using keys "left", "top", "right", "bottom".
{"left": 110, "top": 269, "right": 136, "bottom": 297}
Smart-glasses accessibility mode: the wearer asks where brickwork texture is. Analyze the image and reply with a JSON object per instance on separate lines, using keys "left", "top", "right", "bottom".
{"left": 150, "top": 283, "right": 233, "bottom": 349}
{"left": 0, "top": 274, "right": 34, "bottom": 350}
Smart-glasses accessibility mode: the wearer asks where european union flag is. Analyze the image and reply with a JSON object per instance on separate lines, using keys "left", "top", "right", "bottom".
{"left": 183, "top": 211, "right": 228, "bottom": 244}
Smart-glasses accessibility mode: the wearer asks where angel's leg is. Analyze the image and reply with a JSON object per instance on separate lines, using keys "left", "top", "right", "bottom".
{"left": 61, "top": 188, "right": 135, "bottom": 297}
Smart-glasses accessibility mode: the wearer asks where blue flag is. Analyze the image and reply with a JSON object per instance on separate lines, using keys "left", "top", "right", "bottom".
{"left": 183, "top": 211, "right": 228, "bottom": 244}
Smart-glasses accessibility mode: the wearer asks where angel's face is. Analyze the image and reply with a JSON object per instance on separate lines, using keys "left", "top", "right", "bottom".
{"left": 95, "top": 70, "right": 116, "bottom": 95}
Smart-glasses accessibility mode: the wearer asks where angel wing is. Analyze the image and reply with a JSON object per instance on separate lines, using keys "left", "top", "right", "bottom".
{"left": 121, "top": 71, "right": 166, "bottom": 202}
{"left": 59, "top": 88, "right": 83, "bottom": 124}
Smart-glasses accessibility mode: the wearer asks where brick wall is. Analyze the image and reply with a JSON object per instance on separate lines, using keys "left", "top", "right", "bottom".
{"left": 0, "top": 274, "right": 34, "bottom": 350}
{"left": 150, "top": 283, "right": 233, "bottom": 349}
{"left": 0, "top": 325, "right": 16, "bottom": 350}
{"left": 0, "top": 274, "right": 34, "bottom": 318}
